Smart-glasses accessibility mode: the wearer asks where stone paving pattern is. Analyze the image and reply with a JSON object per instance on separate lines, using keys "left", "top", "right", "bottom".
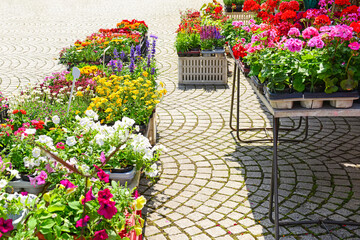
{"left": 1, "top": 0, "right": 360, "bottom": 239}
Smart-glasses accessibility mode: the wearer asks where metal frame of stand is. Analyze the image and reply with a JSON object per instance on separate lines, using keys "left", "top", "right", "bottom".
{"left": 229, "top": 60, "right": 309, "bottom": 143}
{"left": 227, "top": 52, "right": 360, "bottom": 239}
{"left": 269, "top": 115, "right": 360, "bottom": 239}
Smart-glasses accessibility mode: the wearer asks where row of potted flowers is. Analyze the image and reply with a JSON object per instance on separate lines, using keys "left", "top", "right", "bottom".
{"left": 0, "top": 18, "right": 165, "bottom": 239}
{"left": 175, "top": 1, "right": 229, "bottom": 57}
{"left": 226, "top": 0, "right": 360, "bottom": 108}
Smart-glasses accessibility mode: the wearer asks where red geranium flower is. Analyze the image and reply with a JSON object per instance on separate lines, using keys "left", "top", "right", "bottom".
{"left": 243, "top": 0, "right": 260, "bottom": 12}
{"left": 20, "top": 109, "right": 26, "bottom": 115}
{"left": 341, "top": 5, "right": 359, "bottom": 16}
{"left": 214, "top": 6, "right": 222, "bottom": 14}
{"left": 314, "top": 15, "right": 331, "bottom": 26}
{"left": 232, "top": 43, "right": 247, "bottom": 59}
{"left": 12, "top": 110, "right": 19, "bottom": 114}
{"left": 350, "top": 21, "right": 360, "bottom": 33}
{"left": 335, "top": 0, "right": 350, "bottom": 5}
{"left": 281, "top": 10, "right": 297, "bottom": 21}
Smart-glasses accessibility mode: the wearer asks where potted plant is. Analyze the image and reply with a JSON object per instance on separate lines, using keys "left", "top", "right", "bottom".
{"left": 175, "top": 33, "right": 191, "bottom": 57}
{"left": 13, "top": 175, "right": 146, "bottom": 239}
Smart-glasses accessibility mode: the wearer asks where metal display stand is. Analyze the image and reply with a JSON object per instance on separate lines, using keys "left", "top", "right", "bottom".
{"left": 229, "top": 56, "right": 360, "bottom": 239}
{"left": 229, "top": 58, "right": 309, "bottom": 143}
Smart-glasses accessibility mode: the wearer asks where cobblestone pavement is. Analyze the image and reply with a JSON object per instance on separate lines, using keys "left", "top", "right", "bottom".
{"left": 1, "top": 0, "right": 360, "bottom": 239}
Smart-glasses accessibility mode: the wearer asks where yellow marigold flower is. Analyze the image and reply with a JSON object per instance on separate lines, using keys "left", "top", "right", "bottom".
{"left": 123, "top": 108, "right": 128, "bottom": 111}
{"left": 76, "top": 91, "right": 83, "bottom": 97}
{"left": 105, "top": 108, "right": 113, "bottom": 113}
{"left": 147, "top": 106, "right": 153, "bottom": 110}
{"left": 75, "top": 110, "right": 80, "bottom": 114}
{"left": 159, "top": 81, "right": 164, "bottom": 88}
{"left": 132, "top": 95, "right": 137, "bottom": 100}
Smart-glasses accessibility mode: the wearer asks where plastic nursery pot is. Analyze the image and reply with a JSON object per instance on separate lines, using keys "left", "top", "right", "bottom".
{"left": 36, "top": 232, "right": 85, "bottom": 240}
{"left": 105, "top": 165, "right": 136, "bottom": 185}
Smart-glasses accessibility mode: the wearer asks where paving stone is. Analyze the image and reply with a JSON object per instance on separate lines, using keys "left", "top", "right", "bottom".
{"left": 4, "top": 1, "right": 360, "bottom": 239}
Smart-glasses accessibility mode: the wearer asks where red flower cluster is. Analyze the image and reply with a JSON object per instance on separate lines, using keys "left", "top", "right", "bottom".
{"left": 279, "top": 1, "right": 299, "bottom": 12}
{"left": 31, "top": 120, "right": 45, "bottom": 130}
{"left": 335, "top": 0, "right": 350, "bottom": 5}
{"left": 243, "top": 0, "right": 260, "bottom": 12}
{"left": 350, "top": 21, "right": 360, "bottom": 33}
{"left": 313, "top": 15, "right": 331, "bottom": 26}
{"left": 232, "top": 43, "right": 247, "bottom": 59}
{"left": 214, "top": 6, "right": 223, "bottom": 14}
{"left": 12, "top": 109, "right": 26, "bottom": 115}
{"left": 281, "top": 10, "right": 297, "bottom": 21}
{"left": 341, "top": 5, "right": 359, "bottom": 16}
{"left": 257, "top": 11, "right": 273, "bottom": 22}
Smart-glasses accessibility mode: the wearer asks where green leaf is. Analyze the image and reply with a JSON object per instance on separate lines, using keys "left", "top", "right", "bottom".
{"left": 41, "top": 219, "right": 55, "bottom": 229}
{"left": 68, "top": 201, "right": 82, "bottom": 210}
{"left": 48, "top": 203, "right": 66, "bottom": 213}
{"left": 27, "top": 217, "right": 37, "bottom": 230}
{"left": 293, "top": 74, "right": 305, "bottom": 93}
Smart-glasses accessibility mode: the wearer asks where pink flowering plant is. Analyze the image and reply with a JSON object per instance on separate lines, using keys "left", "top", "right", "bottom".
{"left": 13, "top": 175, "right": 146, "bottom": 239}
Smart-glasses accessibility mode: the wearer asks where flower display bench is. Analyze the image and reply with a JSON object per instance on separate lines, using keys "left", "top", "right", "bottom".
{"left": 178, "top": 54, "right": 228, "bottom": 85}
{"left": 224, "top": 12, "right": 255, "bottom": 25}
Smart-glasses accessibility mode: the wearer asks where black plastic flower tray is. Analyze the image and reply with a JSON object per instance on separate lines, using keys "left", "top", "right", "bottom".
{"left": 303, "top": 91, "right": 359, "bottom": 99}
{"left": 264, "top": 87, "right": 303, "bottom": 100}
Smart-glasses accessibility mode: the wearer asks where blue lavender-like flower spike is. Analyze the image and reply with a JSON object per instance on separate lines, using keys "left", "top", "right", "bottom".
{"left": 130, "top": 46, "right": 135, "bottom": 59}
{"left": 120, "top": 50, "right": 126, "bottom": 60}
{"left": 113, "top": 49, "right": 120, "bottom": 59}
{"left": 146, "top": 39, "right": 150, "bottom": 51}
{"left": 147, "top": 54, "right": 151, "bottom": 68}
{"left": 109, "top": 60, "right": 116, "bottom": 72}
{"left": 150, "top": 34, "right": 158, "bottom": 39}
{"left": 151, "top": 38, "right": 156, "bottom": 58}
{"left": 135, "top": 45, "right": 141, "bottom": 57}
{"left": 151, "top": 67, "right": 156, "bottom": 75}
{"left": 117, "top": 59, "right": 122, "bottom": 73}
{"left": 129, "top": 58, "right": 135, "bottom": 73}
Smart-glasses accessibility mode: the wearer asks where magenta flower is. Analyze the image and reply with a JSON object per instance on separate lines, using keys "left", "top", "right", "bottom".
{"left": 307, "top": 36, "right": 325, "bottom": 49}
{"left": 29, "top": 176, "right": 37, "bottom": 187}
{"left": 94, "top": 165, "right": 109, "bottom": 183}
{"left": 284, "top": 38, "right": 304, "bottom": 52}
{"left": 82, "top": 186, "right": 96, "bottom": 205}
{"left": 302, "top": 27, "right": 319, "bottom": 39}
{"left": 0, "top": 218, "right": 14, "bottom": 233}
{"left": 56, "top": 142, "right": 65, "bottom": 150}
{"left": 330, "top": 25, "right": 353, "bottom": 40}
{"left": 348, "top": 42, "right": 360, "bottom": 51}
{"left": 100, "top": 152, "right": 106, "bottom": 164}
{"left": 98, "top": 188, "right": 113, "bottom": 203}
{"left": 288, "top": 27, "right": 300, "bottom": 37}
{"left": 93, "top": 229, "right": 109, "bottom": 240}
{"left": 60, "top": 179, "right": 77, "bottom": 189}
{"left": 45, "top": 164, "right": 55, "bottom": 173}
{"left": 98, "top": 200, "right": 117, "bottom": 219}
{"left": 21, "top": 192, "right": 28, "bottom": 196}
{"left": 36, "top": 171, "right": 47, "bottom": 185}
{"left": 75, "top": 215, "right": 90, "bottom": 228}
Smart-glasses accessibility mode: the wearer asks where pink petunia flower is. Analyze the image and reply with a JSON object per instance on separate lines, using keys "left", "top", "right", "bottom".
{"left": 0, "top": 218, "right": 13, "bottom": 233}
{"left": 100, "top": 152, "right": 106, "bottom": 164}
{"left": 93, "top": 229, "right": 109, "bottom": 240}
{"left": 98, "top": 188, "right": 113, "bottom": 203}
{"left": 82, "top": 186, "right": 96, "bottom": 205}
{"left": 75, "top": 215, "right": 90, "bottom": 228}
{"left": 36, "top": 171, "right": 47, "bottom": 185}
{"left": 97, "top": 200, "right": 117, "bottom": 219}
{"left": 60, "top": 179, "right": 77, "bottom": 189}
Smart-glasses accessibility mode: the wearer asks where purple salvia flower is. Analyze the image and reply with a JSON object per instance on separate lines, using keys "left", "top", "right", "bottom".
{"left": 117, "top": 60, "right": 122, "bottom": 73}
{"left": 151, "top": 67, "right": 155, "bottom": 75}
{"left": 130, "top": 46, "right": 135, "bottom": 59}
{"left": 147, "top": 54, "right": 151, "bottom": 68}
{"left": 151, "top": 38, "right": 156, "bottom": 58}
{"left": 129, "top": 58, "right": 135, "bottom": 73}
{"left": 136, "top": 45, "right": 141, "bottom": 57}
{"left": 113, "top": 49, "right": 119, "bottom": 59}
{"left": 120, "top": 51, "right": 126, "bottom": 60}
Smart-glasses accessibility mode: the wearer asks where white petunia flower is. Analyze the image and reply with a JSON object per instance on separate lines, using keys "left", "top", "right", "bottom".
{"left": 24, "top": 128, "right": 36, "bottom": 135}
{"left": 0, "top": 179, "right": 8, "bottom": 188}
{"left": 32, "top": 148, "right": 41, "bottom": 158}
{"left": 52, "top": 115, "right": 60, "bottom": 124}
{"left": 66, "top": 136, "right": 77, "bottom": 147}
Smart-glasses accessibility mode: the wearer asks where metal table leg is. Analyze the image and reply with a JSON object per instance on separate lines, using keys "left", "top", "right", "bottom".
{"left": 268, "top": 116, "right": 360, "bottom": 239}
{"left": 230, "top": 62, "right": 309, "bottom": 143}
